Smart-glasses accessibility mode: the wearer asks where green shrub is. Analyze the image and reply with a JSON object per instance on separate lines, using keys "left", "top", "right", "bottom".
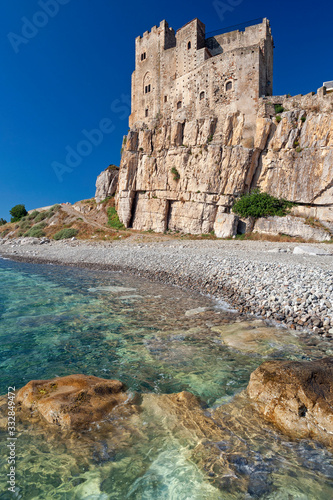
{"left": 27, "top": 210, "right": 39, "bottom": 220}
{"left": 19, "top": 219, "right": 32, "bottom": 230}
{"left": 296, "top": 146, "right": 302, "bottom": 153}
{"left": 301, "top": 116, "right": 306, "bottom": 123}
{"left": 232, "top": 189, "right": 294, "bottom": 218}
{"left": 274, "top": 104, "right": 285, "bottom": 114}
{"left": 34, "top": 211, "right": 48, "bottom": 222}
{"left": 24, "top": 222, "right": 47, "bottom": 238}
{"left": 107, "top": 207, "right": 124, "bottom": 230}
{"left": 10, "top": 204, "right": 27, "bottom": 222}
{"left": 0, "top": 218, "right": 7, "bottom": 226}
{"left": 171, "top": 167, "right": 180, "bottom": 181}
{"left": 276, "top": 115, "right": 282, "bottom": 123}
{"left": 207, "top": 134, "right": 213, "bottom": 143}
{"left": 53, "top": 228, "right": 78, "bottom": 240}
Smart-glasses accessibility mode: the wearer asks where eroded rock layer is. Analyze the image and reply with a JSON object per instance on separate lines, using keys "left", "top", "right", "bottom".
{"left": 116, "top": 90, "right": 333, "bottom": 235}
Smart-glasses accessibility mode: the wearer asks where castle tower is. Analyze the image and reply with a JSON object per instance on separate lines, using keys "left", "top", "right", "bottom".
{"left": 129, "top": 18, "right": 274, "bottom": 130}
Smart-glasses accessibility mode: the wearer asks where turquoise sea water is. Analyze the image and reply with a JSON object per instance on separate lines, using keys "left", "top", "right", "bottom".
{"left": 0, "top": 257, "right": 333, "bottom": 499}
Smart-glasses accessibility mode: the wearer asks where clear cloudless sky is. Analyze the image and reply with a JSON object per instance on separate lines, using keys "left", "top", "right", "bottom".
{"left": 0, "top": 0, "right": 332, "bottom": 220}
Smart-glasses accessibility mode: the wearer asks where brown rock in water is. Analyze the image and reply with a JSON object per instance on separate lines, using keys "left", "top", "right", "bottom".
{"left": 247, "top": 358, "right": 333, "bottom": 447}
{"left": 17, "top": 374, "right": 129, "bottom": 430}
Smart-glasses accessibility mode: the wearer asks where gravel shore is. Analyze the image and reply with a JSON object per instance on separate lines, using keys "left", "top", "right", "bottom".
{"left": 1, "top": 237, "right": 332, "bottom": 337}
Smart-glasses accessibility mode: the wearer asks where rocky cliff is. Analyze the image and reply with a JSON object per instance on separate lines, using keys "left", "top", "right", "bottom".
{"left": 115, "top": 88, "right": 333, "bottom": 236}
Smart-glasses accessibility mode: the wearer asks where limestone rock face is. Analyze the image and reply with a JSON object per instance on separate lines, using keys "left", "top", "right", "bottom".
{"left": 95, "top": 166, "right": 119, "bottom": 203}
{"left": 214, "top": 211, "right": 238, "bottom": 238}
{"left": 253, "top": 215, "right": 331, "bottom": 241}
{"left": 115, "top": 92, "right": 333, "bottom": 236}
{"left": 247, "top": 358, "right": 333, "bottom": 447}
{"left": 17, "top": 374, "right": 130, "bottom": 430}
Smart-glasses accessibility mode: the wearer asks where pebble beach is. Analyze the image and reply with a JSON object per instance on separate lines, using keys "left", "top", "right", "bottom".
{"left": 1, "top": 237, "right": 332, "bottom": 337}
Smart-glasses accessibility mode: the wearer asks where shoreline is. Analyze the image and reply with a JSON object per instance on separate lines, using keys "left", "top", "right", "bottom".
{"left": 1, "top": 237, "right": 332, "bottom": 338}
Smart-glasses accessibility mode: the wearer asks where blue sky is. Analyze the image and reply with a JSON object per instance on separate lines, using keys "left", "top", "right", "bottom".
{"left": 0, "top": 0, "right": 331, "bottom": 220}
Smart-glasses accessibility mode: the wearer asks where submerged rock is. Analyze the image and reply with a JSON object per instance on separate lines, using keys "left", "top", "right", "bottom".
{"left": 247, "top": 358, "right": 333, "bottom": 447}
{"left": 16, "top": 374, "right": 131, "bottom": 430}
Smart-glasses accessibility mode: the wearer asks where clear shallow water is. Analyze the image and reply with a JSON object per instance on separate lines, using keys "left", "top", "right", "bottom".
{"left": 0, "top": 257, "right": 332, "bottom": 499}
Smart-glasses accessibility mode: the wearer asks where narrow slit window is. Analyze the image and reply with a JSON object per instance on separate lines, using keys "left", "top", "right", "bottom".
{"left": 164, "top": 96, "right": 168, "bottom": 102}
{"left": 141, "top": 52, "right": 146, "bottom": 61}
{"left": 177, "top": 101, "right": 182, "bottom": 109}
{"left": 144, "top": 84, "right": 151, "bottom": 94}
{"left": 226, "top": 81, "right": 233, "bottom": 91}
{"left": 145, "top": 108, "right": 149, "bottom": 117}
{"left": 187, "top": 41, "right": 191, "bottom": 50}
{"left": 200, "top": 91, "right": 205, "bottom": 100}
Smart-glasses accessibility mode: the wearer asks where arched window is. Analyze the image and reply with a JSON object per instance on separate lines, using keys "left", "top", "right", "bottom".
{"left": 177, "top": 101, "right": 182, "bottom": 109}
{"left": 187, "top": 41, "right": 191, "bottom": 50}
{"left": 145, "top": 108, "right": 149, "bottom": 117}
{"left": 141, "top": 52, "right": 146, "bottom": 61}
{"left": 143, "top": 72, "right": 152, "bottom": 94}
{"left": 226, "top": 81, "right": 233, "bottom": 91}
{"left": 164, "top": 96, "right": 168, "bottom": 103}
{"left": 200, "top": 91, "right": 205, "bottom": 100}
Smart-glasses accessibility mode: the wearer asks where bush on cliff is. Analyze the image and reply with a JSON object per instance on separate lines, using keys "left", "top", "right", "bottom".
{"left": 107, "top": 207, "right": 125, "bottom": 230}
{"left": 0, "top": 218, "right": 7, "bottom": 226}
{"left": 10, "top": 204, "right": 27, "bottom": 222}
{"left": 24, "top": 223, "right": 47, "bottom": 238}
{"left": 232, "top": 189, "right": 294, "bottom": 218}
{"left": 53, "top": 228, "right": 78, "bottom": 240}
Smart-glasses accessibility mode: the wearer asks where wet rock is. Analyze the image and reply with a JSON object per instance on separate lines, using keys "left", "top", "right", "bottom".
{"left": 16, "top": 374, "right": 131, "bottom": 430}
{"left": 247, "top": 358, "right": 333, "bottom": 447}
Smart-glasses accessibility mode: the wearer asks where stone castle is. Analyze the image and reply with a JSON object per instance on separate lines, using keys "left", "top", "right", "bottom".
{"left": 129, "top": 18, "right": 273, "bottom": 136}
{"left": 110, "top": 18, "right": 333, "bottom": 238}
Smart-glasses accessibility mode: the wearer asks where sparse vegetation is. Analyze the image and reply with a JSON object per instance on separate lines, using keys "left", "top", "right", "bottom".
{"left": 10, "top": 204, "right": 27, "bottom": 222}
{"left": 107, "top": 164, "right": 118, "bottom": 171}
{"left": 274, "top": 104, "right": 285, "bottom": 114}
{"left": 107, "top": 207, "right": 125, "bottom": 230}
{"left": 0, "top": 218, "right": 7, "bottom": 226}
{"left": 27, "top": 210, "right": 39, "bottom": 220}
{"left": 276, "top": 115, "right": 282, "bottom": 123}
{"left": 232, "top": 189, "right": 294, "bottom": 218}
{"left": 171, "top": 167, "right": 180, "bottom": 181}
{"left": 207, "top": 134, "right": 213, "bottom": 143}
{"left": 24, "top": 223, "right": 47, "bottom": 238}
{"left": 296, "top": 146, "right": 302, "bottom": 153}
{"left": 19, "top": 219, "right": 32, "bottom": 231}
{"left": 53, "top": 228, "right": 78, "bottom": 240}
{"left": 301, "top": 116, "right": 306, "bottom": 123}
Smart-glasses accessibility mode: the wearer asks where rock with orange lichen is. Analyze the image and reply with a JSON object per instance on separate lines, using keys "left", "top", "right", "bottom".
{"left": 16, "top": 374, "right": 132, "bottom": 430}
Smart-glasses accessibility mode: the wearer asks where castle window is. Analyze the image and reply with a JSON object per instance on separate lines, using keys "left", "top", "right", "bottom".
{"left": 145, "top": 84, "right": 151, "bottom": 94}
{"left": 177, "top": 101, "right": 182, "bottom": 109}
{"left": 145, "top": 108, "right": 149, "bottom": 117}
{"left": 164, "top": 96, "right": 168, "bottom": 103}
{"left": 200, "top": 91, "right": 205, "bottom": 100}
{"left": 226, "top": 81, "right": 233, "bottom": 91}
{"left": 187, "top": 41, "right": 191, "bottom": 50}
{"left": 141, "top": 52, "right": 146, "bottom": 61}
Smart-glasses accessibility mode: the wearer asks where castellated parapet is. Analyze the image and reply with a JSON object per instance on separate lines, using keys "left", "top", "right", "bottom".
{"left": 130, "top": 18, "right": 273, "bottom": 137}
{"left": 116, "top": 18, "right": 333, "bottom": 235}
